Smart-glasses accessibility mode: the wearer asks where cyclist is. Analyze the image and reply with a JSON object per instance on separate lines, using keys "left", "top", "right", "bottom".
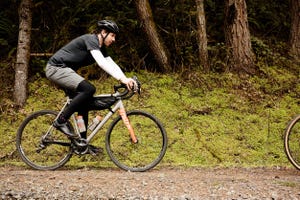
{"left": 45, "top": 20, "right": 136, "bottom": 140}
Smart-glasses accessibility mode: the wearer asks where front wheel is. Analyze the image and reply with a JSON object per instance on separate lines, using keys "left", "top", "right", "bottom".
{"left": 16, "top": 110, "right": 73, "bottom": 170}
{"left": 284, "top": 114, "right": 300, "bottom": 170}
{"left": 106, "top": 110, "right": 168, "bottom": 172}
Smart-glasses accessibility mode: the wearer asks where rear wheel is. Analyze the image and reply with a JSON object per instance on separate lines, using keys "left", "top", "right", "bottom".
{"left": 284, "top": 114, "right": 300, "bottom": 170}
{"left": 16, "top": 110, "right": 73, "bottom": 170}
{"left": 106, "top": 110, "right": 167, "bottom": 172}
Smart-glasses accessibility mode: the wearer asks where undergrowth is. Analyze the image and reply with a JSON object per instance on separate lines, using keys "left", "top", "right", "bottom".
{"left": 0, "top": 64, "right": 299, "bottom": 170}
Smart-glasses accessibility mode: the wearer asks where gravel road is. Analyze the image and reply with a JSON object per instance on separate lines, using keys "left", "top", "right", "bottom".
{"left": 1, "top": 167, "right": 300, "bottom": 199}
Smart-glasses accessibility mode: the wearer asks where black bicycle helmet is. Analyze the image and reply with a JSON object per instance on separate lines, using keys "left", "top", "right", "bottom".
{"left": 97, "top": 20, "right": 119, "bottom": 34}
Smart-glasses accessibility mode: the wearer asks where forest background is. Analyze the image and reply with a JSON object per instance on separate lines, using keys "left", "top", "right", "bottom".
{"left": 0, "top": 0, "right": 299, "bottom": 169}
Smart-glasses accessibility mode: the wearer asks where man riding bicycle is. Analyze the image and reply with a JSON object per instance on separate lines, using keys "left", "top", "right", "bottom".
{"left": 45, "top": 20, "right": 136, "bottom": 140}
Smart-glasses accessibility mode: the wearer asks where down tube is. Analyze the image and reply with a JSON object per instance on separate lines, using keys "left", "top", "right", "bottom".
{"left": 86, "top": 100, "right": 122, "bottom": 142}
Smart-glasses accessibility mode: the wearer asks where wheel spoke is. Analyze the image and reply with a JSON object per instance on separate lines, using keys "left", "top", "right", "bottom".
{"left": 16, "top": 110, "right": 72, "bottom": 170}
{"left": 106, "top": 110, "right": 167, "bottom": 172}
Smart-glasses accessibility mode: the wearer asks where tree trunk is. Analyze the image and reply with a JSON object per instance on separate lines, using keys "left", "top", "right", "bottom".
{"left": 224, "top": 0, "right": 255, "bottom": 74}
{"left": 289, "top": 0, "right": 300, "bottom": 62}
{"left": 14, "top": 0, "right": 32, "bottom": 107}
{"left": 134, "top": 0, "right": 171, "bottom": 72}
{"left": 195, "top": 0, "right": 209, "bottom": 72}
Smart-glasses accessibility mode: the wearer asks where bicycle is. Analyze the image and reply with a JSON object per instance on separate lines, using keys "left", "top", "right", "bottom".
{"left": 16, "top": 76, "right": 168, "bottom": 172}
{"left": 284, "top": 114, "right": 300, "bottom": 170}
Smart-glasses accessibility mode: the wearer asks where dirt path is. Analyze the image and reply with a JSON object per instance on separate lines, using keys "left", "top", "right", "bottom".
{"left": 1, "top": 167, "right": 300, "bottom": 199}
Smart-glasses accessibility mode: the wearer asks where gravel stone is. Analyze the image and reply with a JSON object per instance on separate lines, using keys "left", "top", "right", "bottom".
{"left": 0, "top": 167, "right": 300, "bottom": 199}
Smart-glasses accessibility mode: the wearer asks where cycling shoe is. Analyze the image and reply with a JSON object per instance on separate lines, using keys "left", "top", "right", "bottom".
{"left": 53, "top": 120, "right": 78, "bottom": 138}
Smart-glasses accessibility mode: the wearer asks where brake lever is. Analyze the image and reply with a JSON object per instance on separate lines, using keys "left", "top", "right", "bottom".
{"left": 132, "top": 76, "right": 141, "bottom": 95}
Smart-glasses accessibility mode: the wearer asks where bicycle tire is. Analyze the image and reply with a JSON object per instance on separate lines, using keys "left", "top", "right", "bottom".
{"left": 284, "top": 114, "right": 300, "bottom": 170}
{"left": 105, "top": 110, "right": 168, "bottom": 172}
{"left": 16, "top": 110, "right": 73, "bottom": 170}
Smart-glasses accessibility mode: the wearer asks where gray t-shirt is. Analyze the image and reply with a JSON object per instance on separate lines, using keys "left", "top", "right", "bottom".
{"left": 48, "top": 34, "right": 108, "bottom": 70}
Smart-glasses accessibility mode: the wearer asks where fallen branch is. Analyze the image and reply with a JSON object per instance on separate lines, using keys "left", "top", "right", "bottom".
{"left": 30, "top": 53, "right": 53, "bottom": 57}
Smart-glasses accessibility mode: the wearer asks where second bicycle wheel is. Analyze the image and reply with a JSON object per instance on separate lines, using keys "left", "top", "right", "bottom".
{"left": 16, "top": 110, "right": 73, "bottom": 170}
{"left": 106, "top": 110, "right": 168, "bottom": 172}
{"left": 284, "top": 114, "right": 300, "bottom": 170}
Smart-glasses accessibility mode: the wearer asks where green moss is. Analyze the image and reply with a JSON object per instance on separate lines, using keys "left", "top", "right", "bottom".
{"left": 2, "top": 68, "right": 300, "bottom": 169}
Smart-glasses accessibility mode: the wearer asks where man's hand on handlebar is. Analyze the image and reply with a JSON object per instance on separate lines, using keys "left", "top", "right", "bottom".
{"left": 120, "top": 77, "right": 138, "bottom": 92}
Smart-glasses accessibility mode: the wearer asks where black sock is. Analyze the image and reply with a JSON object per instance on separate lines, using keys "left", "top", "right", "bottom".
{"left": 80, "top": 132, "right": 87, "bottom": 139}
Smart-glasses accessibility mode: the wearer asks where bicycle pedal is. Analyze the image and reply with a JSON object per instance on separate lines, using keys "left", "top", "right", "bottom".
{"left": 73, "top": 148, "right": 89, "bottom": 155}
{"left": 88, "top": 149, "right": 97, "bottom": 156}
{"left": 87, "top": 145, "right": 103, "bottom": 156}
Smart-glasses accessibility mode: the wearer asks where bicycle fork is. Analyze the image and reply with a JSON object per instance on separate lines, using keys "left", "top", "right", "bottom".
{"left": 119, "top": 107, "right": 138, "bottom": 144}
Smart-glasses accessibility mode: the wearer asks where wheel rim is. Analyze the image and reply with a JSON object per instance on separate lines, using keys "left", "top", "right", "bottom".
{"left": 106, "top": 111, "right": 167, "bottom": 172}
{"left": 16, "top": 110, "right": 72, "bottom": 170}
{"left": 284, "top": 116, "right": 300, "bottom": 170}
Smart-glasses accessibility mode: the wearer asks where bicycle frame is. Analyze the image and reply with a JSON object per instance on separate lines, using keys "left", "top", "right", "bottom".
{"left": 17, "top": 76, "right": 167, "bottom": 171}
{"left": 60, "top": 92, "right": 138, "bottom": 144}
{"left": 87, "top": 96, "right": 123, "bottom": 142}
